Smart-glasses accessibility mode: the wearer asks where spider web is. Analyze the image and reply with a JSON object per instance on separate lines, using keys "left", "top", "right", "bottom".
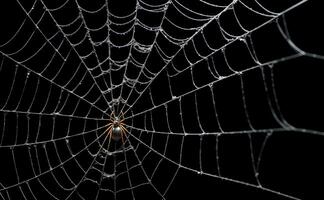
{"left": 0, "top": 0, "right": 323, "bottom": 199}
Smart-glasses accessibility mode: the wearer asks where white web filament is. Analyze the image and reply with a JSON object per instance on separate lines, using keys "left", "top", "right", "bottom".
{"left": 0, "top": 0, "right": 323, "bottom": 199}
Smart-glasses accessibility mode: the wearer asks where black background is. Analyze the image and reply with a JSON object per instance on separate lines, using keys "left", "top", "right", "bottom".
{"left": 0, "top": 0, "right": 324, "bottom": 200}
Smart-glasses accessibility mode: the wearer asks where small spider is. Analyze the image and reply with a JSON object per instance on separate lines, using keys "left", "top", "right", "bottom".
{"left": 105, "top": 112, "right": 128, "bottom": 144}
